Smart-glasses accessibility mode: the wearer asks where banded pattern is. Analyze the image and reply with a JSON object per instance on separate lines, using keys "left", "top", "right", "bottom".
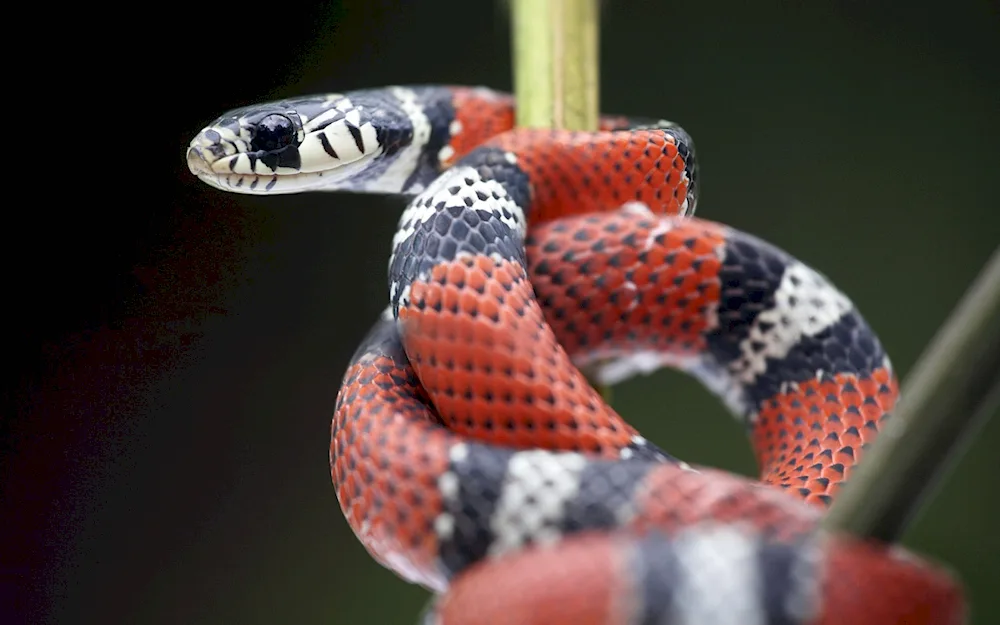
{"left": 188, "top": 86, "right": 964, "bottom": 624}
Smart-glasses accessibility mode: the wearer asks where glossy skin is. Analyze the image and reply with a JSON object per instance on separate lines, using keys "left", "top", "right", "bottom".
{"left": 189, "top": 86, "right": 965, "bottom": 624}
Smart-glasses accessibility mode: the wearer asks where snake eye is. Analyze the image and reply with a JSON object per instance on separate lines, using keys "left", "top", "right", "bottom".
{"left": 251, "top": 113, "right": 296, "bottom": 152}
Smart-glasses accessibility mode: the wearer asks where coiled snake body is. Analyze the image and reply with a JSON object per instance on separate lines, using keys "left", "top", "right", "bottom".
{"left": 188, "top": 86, "right": 963, "bottom": 624}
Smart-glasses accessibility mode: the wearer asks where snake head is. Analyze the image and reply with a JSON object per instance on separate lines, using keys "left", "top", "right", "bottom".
{"left": 186, "top": 93, "right": 386, "bottom": 194}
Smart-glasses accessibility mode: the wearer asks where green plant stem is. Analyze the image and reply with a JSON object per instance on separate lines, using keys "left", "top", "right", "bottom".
{"left": 510, "top": 0, "right": 599, "bottom": 130}
{"left": 823, "top": 247, "right": 1000, "bottom": 541}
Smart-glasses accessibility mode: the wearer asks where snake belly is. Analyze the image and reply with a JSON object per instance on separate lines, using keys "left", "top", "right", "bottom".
{"left": 187, "top": 86, "right": 964, "bottom": 625}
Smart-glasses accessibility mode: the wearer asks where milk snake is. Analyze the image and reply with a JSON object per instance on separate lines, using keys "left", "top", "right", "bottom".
{"left": 187, "top": 86, "right": 964, "bottom": 624}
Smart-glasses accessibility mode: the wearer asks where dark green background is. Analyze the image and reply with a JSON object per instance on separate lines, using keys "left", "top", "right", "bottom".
{"left": 9, "top": 1, "right": 998, "bottom": 624}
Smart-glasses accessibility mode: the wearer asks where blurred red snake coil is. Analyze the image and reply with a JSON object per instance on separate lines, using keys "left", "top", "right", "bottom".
{"left": 187, "top": 86, "right": 965, "bottom": 624}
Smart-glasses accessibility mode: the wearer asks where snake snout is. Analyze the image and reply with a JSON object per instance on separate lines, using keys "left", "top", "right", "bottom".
{"left": 186, "top": 145, "right": 212, "bottom": 178}
{"left": 186, "top": 124, "right": 237, "bottom": 182}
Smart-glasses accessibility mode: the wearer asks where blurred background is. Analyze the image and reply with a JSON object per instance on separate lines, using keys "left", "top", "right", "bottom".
{"left": 6, "top": 1, "right": 998, "bottom": 623}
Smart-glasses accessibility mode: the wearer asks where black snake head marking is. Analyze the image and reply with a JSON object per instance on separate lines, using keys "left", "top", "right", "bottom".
{"left": 187, "top": 93, "right": 396, "bottom": 194}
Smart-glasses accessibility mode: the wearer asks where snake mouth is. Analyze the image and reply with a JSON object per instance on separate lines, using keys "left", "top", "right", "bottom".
{"left": 186, "top": 143, "right": 382, "bottom": 195}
